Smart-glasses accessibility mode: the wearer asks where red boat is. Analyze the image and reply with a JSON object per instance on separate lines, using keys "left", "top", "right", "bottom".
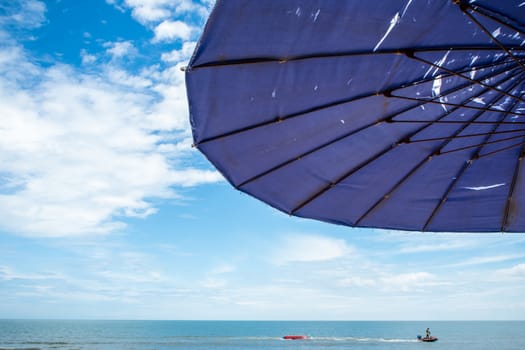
{"left": 283, "top": 335, "right": 309, "bottom": 340}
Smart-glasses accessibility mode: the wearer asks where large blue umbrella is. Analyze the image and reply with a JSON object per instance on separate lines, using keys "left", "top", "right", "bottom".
{"left": 186, "top": 0, "right": 525, "bottom": 232}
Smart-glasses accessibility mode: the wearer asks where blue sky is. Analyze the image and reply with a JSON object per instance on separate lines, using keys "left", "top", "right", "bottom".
{"left": 1, "top": 0, "right": 525, "bottom": 320}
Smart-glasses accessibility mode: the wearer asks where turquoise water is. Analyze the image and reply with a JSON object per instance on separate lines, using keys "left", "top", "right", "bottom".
{"left": 0, "top": 320, "right": 523, "bottom": 350}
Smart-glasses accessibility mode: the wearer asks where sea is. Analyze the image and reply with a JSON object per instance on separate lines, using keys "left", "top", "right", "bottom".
{"left": 0, "top": 320, "right": 523, "bottom": 350}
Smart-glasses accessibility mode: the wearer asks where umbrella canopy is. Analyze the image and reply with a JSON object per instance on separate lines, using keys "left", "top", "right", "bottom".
{"left": 186, "top": 0, "right": 525, "bottom": 232}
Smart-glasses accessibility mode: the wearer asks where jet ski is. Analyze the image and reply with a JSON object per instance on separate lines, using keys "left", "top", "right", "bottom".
{"left": 417, "top": 335, "right": 438, "bottom": 342}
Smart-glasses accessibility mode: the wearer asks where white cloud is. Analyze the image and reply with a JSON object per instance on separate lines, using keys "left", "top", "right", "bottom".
{"left": 0, "top": 266, "right": 64, "bottom": 281}
{"left": 498, "top": 263, "right": 525, "bottom": 278}
{"left": 170, "top": 168, "right": 224, "bottom": 187}
{"left": 339, "top": 276, "right": 376, "bottom": 288}
{"left": 120, "top": 0, "right": 172, "bottom": 23}
{"left": 398, "top": 240, "right": 473, "bottom": 254}
{"left": 336, "top": 267, "right": 446, "bottom": 293}
{"left": 451, "top": 254, "right": 525, "bottom": 268}
{"left": 131, "top": 4, "right": 171, "bottom": 23}
{"left": 201, "top": 277, "right": 227, "bottom": 289}
{"left": 0, "top": 39, "right": 222, "bottom": 238}
{"left": 106, "top": 67, "right": 152, "bottom": 88}
{"left": 272, "top": 234, "right": 351, "bottom": 264}
{"left": 106, "top": 0, "right": 212, "bottom": 25}
{"left": 161, "top": 41, "right": 196, "bottom": 63}
{"left": 210, "top": 263, "right": 236, "bottom": 274}
{"left": 80, "top": 49, "right": 97, "bottom": 65}
{"left": 104, "top": 40, "right": 137, "bottom": 59}
{"left": 1, "top": 0, "right": 47, "bottom": 29}
{"left": 199, "top": 263, "right": 236, "bottom": 289}
{"left": 98, "top": 269, "right": 164, "bottom": 283}
{"left": 152, "top": 20, "right": 193, "bottom": 43}
{"left": 380, "top": 272, "right": 439, "bottom": 292}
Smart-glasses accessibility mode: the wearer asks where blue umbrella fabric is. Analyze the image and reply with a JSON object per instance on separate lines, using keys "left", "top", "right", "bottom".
{"left": 186, "top": 0, "right": 525, "bottom": 232}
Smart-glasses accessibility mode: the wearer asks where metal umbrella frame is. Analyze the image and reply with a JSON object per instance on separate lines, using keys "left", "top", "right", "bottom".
{"left": 186, "top": 0, "right": 525, "bottom": 232}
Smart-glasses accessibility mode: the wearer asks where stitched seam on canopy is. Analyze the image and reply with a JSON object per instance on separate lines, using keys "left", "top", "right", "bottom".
{"left": 289, "top": 70, "right": 520, "bottom": 217}
{"left": 236, "top": 66, "right": 518, "bottom": 189}
{"left": 423, "top": 74, "right": 525, "bottom": 230}
{"left": 195, "top": 57, "right": 518, "bottom": 146}
{"left": 354, "top": 73, "right": 525, "bottom": 228}
{"left": 457, "top": 3, "right": 525, "bottom": 72}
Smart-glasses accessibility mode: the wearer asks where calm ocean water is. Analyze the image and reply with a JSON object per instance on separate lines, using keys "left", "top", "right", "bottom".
{"left": 0, "top": 320, "right": 523, "bottom": 350}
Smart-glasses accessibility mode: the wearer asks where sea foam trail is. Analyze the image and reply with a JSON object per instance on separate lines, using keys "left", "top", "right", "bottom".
{"left": 309, "top": 336, "right": 419, "bottom": 343}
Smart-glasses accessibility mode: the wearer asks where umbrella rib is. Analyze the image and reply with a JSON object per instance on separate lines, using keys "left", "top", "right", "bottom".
{"left": 397, "top": 55, "right": 518, "bottom": 83}
{"left": 391, "top": 67, "right": 525, "bottom": 125}
{"left": 356, "top": 76, "right": 525, "bottom": 229}
{"left": 457, "top": 3, "right": 525, "bottom": 72}
{"left": 195, "top": 91, "right": 382, "bottom": 146}
{"left": 437, "top": 133, "right": 525, "bottom": 156}
{"left": 407, "top": 51, "right": 525, "bottom": 104}
{"left": 353, "top": 155, "right": 434, "bottom": 227}
{"left": 235, "top": 109, "right": 412, "bottom": 189}
{"left": 423, "top": 76, "right": 525, "bottom": 231}
{"left": 190, "top": 46, "right": 525, "bottom": 69}
{"left": 348, "top": 71, "right": 522, "bottom": 226}
{"left": 392, "top": 102, "right": 525, "bottom": 118}
{"left": 288, "top": 104, "right": 462, "bottom": 216}
{"left": 501, "top": 147, "right": 525, "bottom": 231}
{"left": 288, "top": 75, "right": 513, "bottom": 216}
{"left": 389, "top": 65, "right": 525, "bottom": 118}
{"left": 392, "top": 119, "right": 525, "bottom": 125}
{"left": 400, "top": 128, "right": 525, "bottom": 144}
{"left": 196, "top": 57, "right": 517, "bottom": 146}
{"left": 478, "top": 140, "right": 525, "bottom": 159}
{"left": 464, "top": 2, "right": 525, "bottom": 39}
{"left": 386, "top": 64, "right": 525, "bottom": 122}
{"left": 454, "top": 76, "right": 525, "bottom": 161}
{"left": 237, "top": 66, "right": 516, "bottom": 189}
{"left": 423, "top": 160, "right": 471, "bottom": 231}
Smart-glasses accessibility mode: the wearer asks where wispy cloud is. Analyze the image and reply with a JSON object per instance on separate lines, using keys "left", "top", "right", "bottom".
{"left": 104, "top": 40, "right": 137, "bottom": 59}
{"left": 200, "top": 263, "right": 236, "bottom": 289}
{"left": 0, "top": 0, "right": 47, "bottom": 29}
{"left": 496, "top": 263, "right": 525, "bottom": 278}
{"left": 379, "top": 271, "right": 445, "bottom": 292}
{"left": 338, "top": 276, "right": 376, "bottom": 288}
{"left": 449, "top": 254, "right": 525, "bottom": 268}
{"left": 271, "top": 234, "right": 352, "bottom": 264}
{"left": 0, "top": 266, "right": 65, "bottom": 281}
{"left": 337, "top": 268, "right": 448, "bottom": 293}
{"left": 80, "top": 49, "right": 97, "bottom": 65}
{"left": 210, "top": 263, "right": 236, "bottom": 275}
{"left": 161, "top": 41, "right": 196, "bottom": 62}
{"left": 398, "top": 240, "right": 474, "bottom": 254}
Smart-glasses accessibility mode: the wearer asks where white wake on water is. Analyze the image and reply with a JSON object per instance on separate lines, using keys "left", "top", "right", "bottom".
{"left": 308, "top": 336, "right": 419, "bottom": 343}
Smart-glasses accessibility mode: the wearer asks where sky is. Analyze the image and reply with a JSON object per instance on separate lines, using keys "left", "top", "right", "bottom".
{"left": 1, "top": 0, "right": 525, "bottom": 321}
